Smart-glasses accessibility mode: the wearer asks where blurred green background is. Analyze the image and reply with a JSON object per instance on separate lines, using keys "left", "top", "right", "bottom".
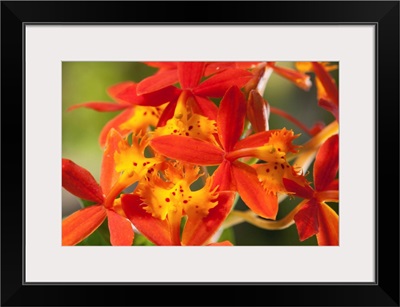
{"left": 62, "top": 61, "right": 338, "bottom": 246}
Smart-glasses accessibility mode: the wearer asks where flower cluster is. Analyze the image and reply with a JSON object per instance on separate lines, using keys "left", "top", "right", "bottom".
{"left": 62, "top": 61, "right": 339, "bottom": 246}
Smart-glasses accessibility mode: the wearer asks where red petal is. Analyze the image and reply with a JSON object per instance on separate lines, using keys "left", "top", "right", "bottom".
{"left": 282, "top": 178, "right": 314, "bottom": 199}
{"left": 107, "top": 209, "right": 134, "bottom": 246}
{"left": 267, "top": 63, "right": 312, "bottom": 91}
{"left": 150, "top": 136, "right": 224, "bottom": 165}
{"left": 144, "top": 62, "right": 177, "bottom": 71}
{"left": 136, "top": 70, "right": 179, "bottom": 95}
{"left": 182, "top": 191, "right": 235, "bottom": 246}
{"left": 207, "top": 241, "right": 233, "bottom": 246}
{"left": 191, "top": 95, "right": 218, "bottom": 120}
{"left": 62, "top": 205, "right": 107, "bottom": 246}
{"left": 312, "top": 62, "right": 339, "bottom": 106}
{"left": 212, "top": 160, "right": 235, "bottom": 191}
{"left": 294, "top": 199, "right": 319, "bottom": 241}
{"left": 193, "top": 68, "right": 253, "bottom": 97}
{"left": 99, "top": 109, "right": 134, "bottom": 147}
{"left": 247, "top": 90, "right": 270, "bottom": 132}
{"left": 178, "top": 62, "right": 205, "bottom": 89}
{"left": 231, "top": 162, "right": 278, "bottom": 219}
{"left": 62, "top": 159, "right": 104, "bottom": 204}
{"left": 314, "top": 134, "right": 339, "bottom": 191}
{"left": 100, "top": 129, "right": 123, "bottom": 195}
{"left": 204, "top": 62, "right": 236, "bottom": 76}
{"left": 121, "top": 194, "right": 172, "bottom": 245}
{"left": 107, "top": 81, "right": 136, "bottom": 103}
{"left": 115, "top": 83, "right": 180, "bottom": 107}
{"left": 316, "top": 203, "right": 339, "bottom": 246}
{"left": 217, "top": 86, "right": 247, "bottom": 151}
{"left": 156, "top": 100, "right": 177, "bottom": 127}
{"left": 67, "top": 102, "right": 131, "bottom": 112}
{"left": 234, "top": 130, "right": 274, "bottom": 150}
{"left": 318, "top": 98, "right": 339, "bottom": 121}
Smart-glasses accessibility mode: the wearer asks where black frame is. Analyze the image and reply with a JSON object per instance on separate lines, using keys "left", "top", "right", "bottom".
{"left": 1, "top": 1, "right": 399, "bottom": 306}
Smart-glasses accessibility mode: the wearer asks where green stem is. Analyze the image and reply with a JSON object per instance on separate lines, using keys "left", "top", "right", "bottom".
{"left": 223, "top": 200, "right": 307, "bottom": 230}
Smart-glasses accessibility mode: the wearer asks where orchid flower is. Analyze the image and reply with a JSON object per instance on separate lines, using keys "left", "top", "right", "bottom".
{"left": 121, "top": 161, "right": 236, "bottom": 246}
{"left": 62, "top": 129, "right": 134, "bottom": 246}
{"left": 283, "top": 134, "right": 339, "bottom": 245}
{"left": 150, "top": 85, "right": 306, "bottom": 220}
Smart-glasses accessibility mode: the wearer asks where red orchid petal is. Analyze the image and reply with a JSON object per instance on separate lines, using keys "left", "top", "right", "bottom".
{"left": 62, "top": 205, "right": 107, "bottom": 246}
{"left": 282, "top": 178, "right": 314, "bottom": 199}
{"left": 62, "top": 158, "right": 104, "bottom": 204}
{"left": 231, "top": 161, "right": 278, "bottom": 219}
{"left": 67, "top": 102, "right": 131, "bottom": 112}
{"left": 107, "top": 209, "right": 134, "bottom": 246}
{"left": 193, "top": 68, "right": 253, "bottom": 97}
{"left": 204, "top": 62, "right": 236, "bottom": 76}
{"left": 100, "top": 129, "right": 123, "bottom": 195}
{"left": 107, "top": 81, "right": 136, "bottom": 103}
{"left": 150, "top": 136, "right": 224, "bottom": 165}
{"left": 178, "top": 62, "right": 205, "bottom": 89}
{"left": 156, "top": 100, "right": 177, "bottom": 127}
{"left": 316, "top": 203, "right": 339, "bottom": 246}
{"left": 144, "top": 62, "right": 177, "bottom": 71}
{"left": 212, "top": 160, "right": 235, "bottom": 191}
{"left": 318, "top": 98, "right": 339, "bottom": 121}
{"left": 121, "top": 194, "right": 172, "bottom": 246}
{"left": 314, "top": 134, "right": 339, "bottom": 191}
{"left": 267, "top": 63, "right": 312, "bottom": 91}
{"left": 234, "top": 130, "right": 274, "bottom": 150}
{"left": 191, "top": 95, "right": 218, "bottom": 121}
{"left": 312, "top": 62, "right": 338, "bottom": 106}
{"left": 207, "top": 241, "right": 233, "bottom": 246}
{"left": 247, "top": 90, "right": 270, "bottom": 132}
{"left": 115, "top": 83, "right": 180, "bottom": 107}
{"left": 99, "top": 109, "right": 134, "bottom": 148}
{"left": 182, "top": 191, "right": 235, "bottom": 246}
{"left": 217, "top": 86, "right": 247, "bottom": 151}
{"left": 325, "top": 179, "right": 339, "bottom": 191}
{"left": 294, "top": 199, "right": 319, "bottom": 242}
{"left": 136, "top": 70, "right": 179, "bottom": 95}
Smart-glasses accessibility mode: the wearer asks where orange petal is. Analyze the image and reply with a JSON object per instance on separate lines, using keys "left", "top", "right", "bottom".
{"left": 267, "top": 63, "right": 312, "bottom": 91}
{"left": 67, "top": 102, "right": 131, "bottom": 112}
{"left": 150, "top": 136, "right": 224, "bottom": 165}
{"left": 207, "top": 241, "right": 233, "bottom": 246}
{"left": 62, "top": 158, "right": 104, "bottom": 204}
{"left": 98, "top": 108, "right": 134, "bottom": 148}
{"left": 100, "top": 129, "right": 123, "bottom": 195}
{"left": 217, "top": 86, "right": 247, "bottom": 151}
{"left": 314, "top": 134, "right": 339, "bottom": 192}
{"left": 231, "top": 161, "right": 278, "bottom": 219}
{"left": 121, "top": 194, "right": 172, "bottom": 245}
{"left": 107, "top": 209, "right": 134, "bottom": 246}
{"left": 182, "top": 191, "right": 235, "bottom": 246}
{"left": 311, "top": 62, "right": 338, "bottom": 106}
{"left": 316, "top": 203, "right": 339, "bottom": 246}
{"left": 62, "top": 205, "right": 107, "bottom": 246}
{"left": 293, "top": 199, "right": 319, "bottom": 242}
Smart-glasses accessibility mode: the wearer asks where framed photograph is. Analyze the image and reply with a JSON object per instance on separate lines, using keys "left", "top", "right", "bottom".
{"left": 2, "top": 1, "right": 399, "bottom": 306}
